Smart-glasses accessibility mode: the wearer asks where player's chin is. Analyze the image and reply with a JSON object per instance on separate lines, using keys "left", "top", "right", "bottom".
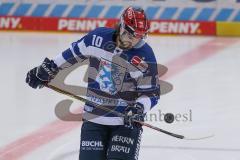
{"left": 121, "top": 40, "right": 141, "bottom": 50}
{"left": 119, "top": 41, "right": 133, "bottom": 50}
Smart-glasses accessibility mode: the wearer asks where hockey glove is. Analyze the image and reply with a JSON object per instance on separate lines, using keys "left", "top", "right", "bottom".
{"left": 124, "top": 102, "right": 145, "bottom": 128}
{"left": 26, "top": 57, "right": 59, "bottom": 89}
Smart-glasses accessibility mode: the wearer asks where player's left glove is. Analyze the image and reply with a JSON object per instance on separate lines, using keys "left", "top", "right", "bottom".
{"left": 124, "top": 102, "right": 145, "bottom": 128}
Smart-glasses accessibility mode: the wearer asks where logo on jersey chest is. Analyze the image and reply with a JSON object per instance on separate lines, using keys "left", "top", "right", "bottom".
{"left": 131, "top": 56, "right": 148, "bottom": 72}
{"left": 96, "top": 58, "right": 126, "bottom": 95}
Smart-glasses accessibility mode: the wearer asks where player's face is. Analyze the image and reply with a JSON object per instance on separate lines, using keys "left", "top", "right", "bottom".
{"left": 118, "top": 27, "right": 143, "bottom": 49}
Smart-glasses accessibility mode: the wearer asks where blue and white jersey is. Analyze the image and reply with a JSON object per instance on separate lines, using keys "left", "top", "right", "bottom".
{"left": 53, "top": 27, "right": 160, "bottom": 125}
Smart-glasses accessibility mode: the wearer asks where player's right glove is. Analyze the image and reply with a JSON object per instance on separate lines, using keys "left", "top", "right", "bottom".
{"left": 124, "top": 102, "right": 145, "bottom": 129}
{"left": 26, "top": 57, "right": 59, "bottom": 89}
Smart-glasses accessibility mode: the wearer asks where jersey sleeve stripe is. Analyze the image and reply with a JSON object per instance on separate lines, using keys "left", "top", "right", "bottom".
{"left": 53, "top": 52, "right": 68, "bottom": 68}
{"left": 62, "top": 48, "right": 78, "bottom": 65}
{"left": 150, "top": 96, "right": 159, "bottom": 108}
{"left": 71, "top": 41, "right": 87, "bottom": 60}
{"left": 136, "top": 95, "right": 152, "bottom": 113}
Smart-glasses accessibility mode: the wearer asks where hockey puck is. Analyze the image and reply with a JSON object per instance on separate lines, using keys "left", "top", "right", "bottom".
{"left": 164, "top": 113, "right": 174, "bottom": 123}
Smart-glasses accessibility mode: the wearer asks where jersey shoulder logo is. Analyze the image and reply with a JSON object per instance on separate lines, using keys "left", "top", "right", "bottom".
{"left": 131, "top": 56, "right": 148, "bottom": 72}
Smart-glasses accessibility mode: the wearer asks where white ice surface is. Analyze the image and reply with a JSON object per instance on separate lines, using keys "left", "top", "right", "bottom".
{"left": 0, "top": 32, "right": 240, "bottom": 160}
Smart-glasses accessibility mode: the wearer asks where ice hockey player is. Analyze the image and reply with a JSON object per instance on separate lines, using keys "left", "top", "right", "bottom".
{"left": 26, "top": 6, "right": 160, "bottom": 160}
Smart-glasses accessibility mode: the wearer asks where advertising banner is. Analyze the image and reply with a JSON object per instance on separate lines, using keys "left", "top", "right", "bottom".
{"left": 1, "top": 0, "right": 240, "bottom": 21}
{"left": 0, "top": 16, "right": 216, "bottom": 36}
{"left": 150, "top": 20, "right": 215, "bottom": 35}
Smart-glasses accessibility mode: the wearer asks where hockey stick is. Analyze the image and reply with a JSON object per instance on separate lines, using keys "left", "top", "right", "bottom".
{"left": 46, "top": 84, "right": 214, "bottom": 140}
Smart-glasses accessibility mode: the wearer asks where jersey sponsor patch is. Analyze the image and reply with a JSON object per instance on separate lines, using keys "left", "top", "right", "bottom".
{"left": 131, "top": 56, "right": 148, "bottom": 72}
